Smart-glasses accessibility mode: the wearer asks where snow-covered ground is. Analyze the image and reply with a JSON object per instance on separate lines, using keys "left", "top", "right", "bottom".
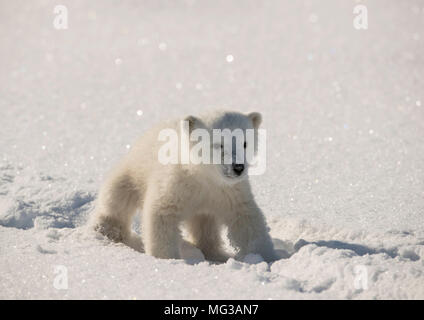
{"left": 1, "top": 0, "right": 423, "bottom": 299}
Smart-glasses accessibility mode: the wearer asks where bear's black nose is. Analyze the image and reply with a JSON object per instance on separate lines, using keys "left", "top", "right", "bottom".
{"left": 232, "top": 163, "right": 244, "bottom": 175}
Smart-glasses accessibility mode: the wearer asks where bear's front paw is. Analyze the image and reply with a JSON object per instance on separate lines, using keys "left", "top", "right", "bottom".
{"left": 235, "top": 249, "right": 278, "bottom": 263}
{"left": 260, "top": 250, "right": 279, "bottom": 263}
{"left": 148, "top": 245, "right": 181, "bottom": 260}
{"left": 204, "top": 251, "right": 231, "bottom": 263}
{"left": 93, "top": 219, "right": 125, "bottom": 243}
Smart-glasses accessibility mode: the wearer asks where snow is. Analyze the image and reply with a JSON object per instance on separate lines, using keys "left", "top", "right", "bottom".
{"left": 1, "top": 0, "right": 424, "bottom": 299}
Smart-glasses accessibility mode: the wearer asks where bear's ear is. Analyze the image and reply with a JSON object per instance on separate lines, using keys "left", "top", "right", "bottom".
{"left": 184, "top": 115, "right": 198, "bottom": 133}
{"left": 247, "top": 112, "right": 262, "bottom": 129}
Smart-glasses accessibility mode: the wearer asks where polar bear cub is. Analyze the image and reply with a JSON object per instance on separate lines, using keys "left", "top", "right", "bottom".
{"left": 89, "top": 110, "right": 276, "bottom": 262}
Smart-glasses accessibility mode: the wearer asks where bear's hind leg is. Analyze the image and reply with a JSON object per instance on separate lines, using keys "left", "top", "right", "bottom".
{"left": 90, "top": 171, "right": 141, "bottom": 250}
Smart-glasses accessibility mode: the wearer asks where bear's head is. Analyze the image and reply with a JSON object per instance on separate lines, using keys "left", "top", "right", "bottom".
{"left": 183, "top": 110, "right": 262, "bottom": 185}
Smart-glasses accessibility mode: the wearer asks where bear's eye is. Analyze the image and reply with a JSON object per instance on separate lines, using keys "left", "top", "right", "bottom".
{"left": 243, "top": 141, "right": 247, "bottom": 149}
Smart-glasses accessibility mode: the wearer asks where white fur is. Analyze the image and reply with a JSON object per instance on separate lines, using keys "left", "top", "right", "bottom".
{"left": 89, "top": 110, "right": 277, "bottom": 262}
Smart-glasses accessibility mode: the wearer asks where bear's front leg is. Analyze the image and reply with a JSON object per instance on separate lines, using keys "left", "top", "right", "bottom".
{"left": 227, "top": 201, "right": 277, "bottom": 263}
{"left": 142, "top": 209, "right": 181, "bottom": 260}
